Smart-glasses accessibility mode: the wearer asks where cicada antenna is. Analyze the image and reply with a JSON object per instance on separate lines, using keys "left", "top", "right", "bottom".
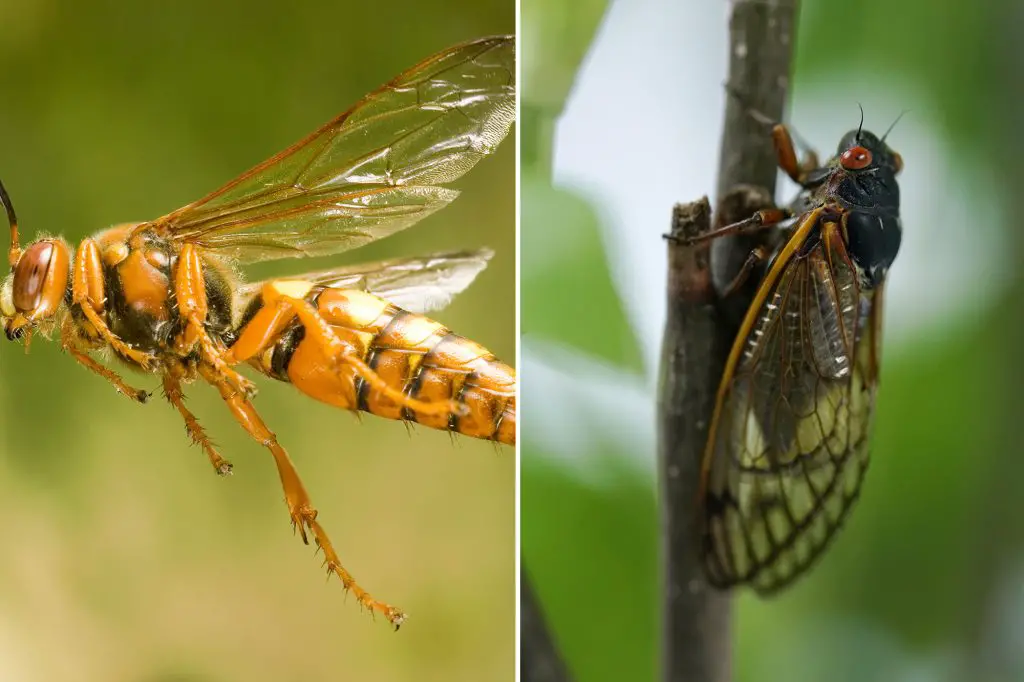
{"left": 0, "top": 179, "right": 21, "bottom": 268}
{"left": 856, "top": 103, "right": 865, "bottom": 141}
{"left": 882, "top": 110, "right": 909, "bottom": 142}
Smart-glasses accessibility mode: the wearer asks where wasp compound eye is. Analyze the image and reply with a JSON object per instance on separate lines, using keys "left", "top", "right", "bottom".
{"left": 840, "top": 146, "right": 873, "bottom": 171}
{"left": 11, "top": 239, "right": 69, "bottom": 319}
{"left": 12, "top": 241, "right": 55, "bottom": 312}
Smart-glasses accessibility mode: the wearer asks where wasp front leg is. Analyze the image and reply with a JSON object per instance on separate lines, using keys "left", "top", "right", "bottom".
{"left": 196, "top": 363, "right": 405, "bottom": 628}
{"left": 61, "top": 317, "right": 151, "bottom": 403}
{"left": 71, "top": 239, "right": 156, "bottom": 368}
{"left": 174, "top": 243, "right": 255, "bottom": 397}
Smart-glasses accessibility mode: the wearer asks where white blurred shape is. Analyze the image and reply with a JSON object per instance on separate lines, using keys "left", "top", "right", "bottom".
{"left": 522, "top": 339, "right": 654, "bottom": 487}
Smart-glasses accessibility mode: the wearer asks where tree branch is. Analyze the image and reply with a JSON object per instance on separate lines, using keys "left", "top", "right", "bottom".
{"left": 657, "top": 2, "right": 798, "bottom": 682}
{"left": 521, "top": 570, "right": 573, "bottom": 682}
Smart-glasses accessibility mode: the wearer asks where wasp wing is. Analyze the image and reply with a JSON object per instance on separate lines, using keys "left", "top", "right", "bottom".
{"left": 139, "top": 36, "right": 514, "bottom": 264}
{"left": 701, "top": 219, "right": 882, "bottom": 593}
{"left": 239, "top": 249, "right": 493, "bottom": 315}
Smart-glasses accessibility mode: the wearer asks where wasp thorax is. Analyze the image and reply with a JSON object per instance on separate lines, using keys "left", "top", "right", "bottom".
{"left": 8, "top": 239, "right": 71, "bottom": 319}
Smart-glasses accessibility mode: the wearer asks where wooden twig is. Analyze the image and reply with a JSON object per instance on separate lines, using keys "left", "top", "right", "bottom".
{"left": 521, "top": 570, "right": 573, "bottom": 682}
{"left": 657, "top": 2, "right": 798, "bottom": 682}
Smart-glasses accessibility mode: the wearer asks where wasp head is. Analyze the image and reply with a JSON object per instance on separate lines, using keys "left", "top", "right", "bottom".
{"left": 0, "top": 180, "right": 71, "bottom": 344}
{"left": 1, "top": 238, "right": 72, "bottom": 342}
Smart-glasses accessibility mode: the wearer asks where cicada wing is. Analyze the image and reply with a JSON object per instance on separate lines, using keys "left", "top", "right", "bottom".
{"left": 138, "top": 36, "right": 514, "bottom": 264}
{"left": 701, "top": 220, "right": 882, "bottom": 592}
{"left": 239, "top": 249, "right": 493, "bottom": 315}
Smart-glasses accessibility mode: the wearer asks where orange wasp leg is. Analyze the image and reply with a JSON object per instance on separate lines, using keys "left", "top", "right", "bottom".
{"left": 71, "top": 239, "right": 156, "bottom": 368}
{"left": 174, "top": 243, "right": 256, "bottom": 397}
{"left": 196, "top": 363, "right": 406, "bottom": 628}
{"left": 226, "top": 283, "right": 465, "bottom": 418}
{"left": 60, "top": 317, "right": 151, "bottom": 403}
{"left": 162, "top": 365, "right": 233, "bottom": 476}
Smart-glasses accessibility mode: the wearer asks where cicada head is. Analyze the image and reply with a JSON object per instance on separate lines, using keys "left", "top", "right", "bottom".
{"left": 0, "top": 181, "right": 71, "bottom": 344}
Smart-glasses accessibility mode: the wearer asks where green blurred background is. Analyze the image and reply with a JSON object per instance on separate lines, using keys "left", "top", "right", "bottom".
{"left": 523, "top": 1, "right": 1021, "bottom": 681}
{"left": 0, "top": 3, "right": 514, "bottom": 681}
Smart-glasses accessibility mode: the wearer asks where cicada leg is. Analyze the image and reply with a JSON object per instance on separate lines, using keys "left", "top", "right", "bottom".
{"left": 162, "top": 364, "right": 233, "bottom": 476}
{"left": 722, "top": 84, "right": 820, "bottom": 184}
{"left": 61, "top": 317, "right": 151, "bottom": 403}
{"left": 771, "top": 124, "right": 821, "bottom": 185}
{"left": 196, "top": 363, "right": 406, "bottom": 628}
{"left": 174, "top": 243, "right": 256, "bottom": 398}
{"left": 671, "top": 207, "right": 793, "bottom": 247}
{"left": 719, "top": 244, "right": 772, "bottom": 298}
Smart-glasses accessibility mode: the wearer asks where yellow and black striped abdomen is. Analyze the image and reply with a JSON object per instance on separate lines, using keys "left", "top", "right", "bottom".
{"left": 260, "top": 288, "right": 516, "bottom": 445}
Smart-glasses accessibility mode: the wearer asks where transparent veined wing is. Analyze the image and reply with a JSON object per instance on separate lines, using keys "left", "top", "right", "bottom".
{"left": 139, "top": 36, "right": 514, "bottom": 264}
{"left": 700, "top": 217, "right": 883, "bottom": 593}
{"left": 239, "top": 249, "right": 494, "bottom": 315}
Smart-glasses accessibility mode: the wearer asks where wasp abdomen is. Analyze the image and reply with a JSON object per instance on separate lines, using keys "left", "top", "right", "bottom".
{"left": 264, "top": 288, "right": 515, "bottom": 445}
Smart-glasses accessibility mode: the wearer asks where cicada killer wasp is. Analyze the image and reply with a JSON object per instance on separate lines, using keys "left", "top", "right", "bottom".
{"left": 685, "top": 115, "right": 903, "bottom": 592}
{"left": 0, "top": 35, "right": 515, "bottom": 628}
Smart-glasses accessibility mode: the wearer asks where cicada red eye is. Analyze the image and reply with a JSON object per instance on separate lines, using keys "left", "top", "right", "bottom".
{"left": 840, "top": 146, "right": 873, "bottom": 170}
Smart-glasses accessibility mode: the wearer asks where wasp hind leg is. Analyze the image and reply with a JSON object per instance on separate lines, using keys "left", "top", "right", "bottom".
{"left": 61, "top": 318, "right": 151, "bottom": 403}
{"left": 226, "top": 283, "right": 465, "bottom": 419}
{"left": 197, "top": 363, "right": 406, "bottom": 628}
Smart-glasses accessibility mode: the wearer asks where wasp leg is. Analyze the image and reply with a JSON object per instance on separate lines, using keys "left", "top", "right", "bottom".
{"left": 71, "top": 239, "right": 156, "bottom": 369}
{"left": 174, "top": 243, "right": 256, "bottom": 397}
{"left": 61, "top": 318, "right": 151, "bottom": 403}
{"left": 719, "top": 245, "right": 771, "bottom": 298}
{"left": 162, "top": 367, "right": 233, "bottom": 476}
{"left": 226, "top": 284, "right": 465, "bottom": 418}
{"left": 197, "top": 363, "right": 406, "bottom": 629}
{"left": 670, "top": 207, "right": 792, "bottom": 247}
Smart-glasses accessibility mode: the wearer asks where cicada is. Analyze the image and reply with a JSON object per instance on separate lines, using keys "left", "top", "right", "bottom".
{"left": 689, "top": 117, "right": 903, "bottom": 592}
{"left": 0, "top": 35, "right": 515, "bottom": 628}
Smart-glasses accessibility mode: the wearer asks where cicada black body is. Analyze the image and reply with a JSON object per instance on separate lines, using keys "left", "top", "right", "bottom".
{"left": 694, "top": 120, "right": 904, "bottom": 592}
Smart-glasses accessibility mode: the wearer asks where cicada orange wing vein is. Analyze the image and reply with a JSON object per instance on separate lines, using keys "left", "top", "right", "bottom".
{"left": 700, "top": 213, "right": 883, "bottom": 593}
{"left": 136, "top": 36, "right": 514, "bottom": 264}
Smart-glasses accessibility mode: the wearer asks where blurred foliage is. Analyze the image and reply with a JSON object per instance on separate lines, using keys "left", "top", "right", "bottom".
{"left": 522, "top": 1, "right": 1020, "bottom": 681}
{"left": 0, "top": 2, "right": 513, "bottom": 681}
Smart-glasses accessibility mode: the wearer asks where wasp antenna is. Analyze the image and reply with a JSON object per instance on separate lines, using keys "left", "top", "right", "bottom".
{"left": 856, "top": 103, "right": 865, "bottom": 141}
{"left": 0, "top": 178, "right": 21, "bottom": 268}
{"left": 882, "top": 110, "right": 909, "bottom": 142}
